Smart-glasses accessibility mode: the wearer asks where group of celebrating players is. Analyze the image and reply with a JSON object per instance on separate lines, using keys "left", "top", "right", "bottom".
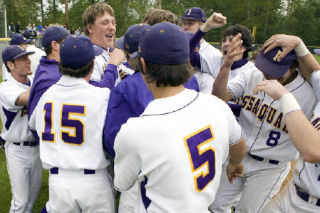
{"left": 1, "top": 2, "right": 320, "bottom": 213}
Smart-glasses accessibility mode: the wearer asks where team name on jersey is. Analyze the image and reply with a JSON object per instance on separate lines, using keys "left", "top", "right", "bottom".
{"left": 240, "top": 95, "right": 288, "bottom": 133}
{"left": 311, "top": 116, "right": 320, "bottom": 131}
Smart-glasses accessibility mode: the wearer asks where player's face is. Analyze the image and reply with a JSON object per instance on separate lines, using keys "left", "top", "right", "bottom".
{"left": 221, "top": 35, "right": 245, "bottom": 56}
{"left": 88, "top": 12, "right": 116, "bottom": 49}
{"left": 182, "top": 19, "right": 201, "bottom": 34}
{"left": 13, "top": 55, "right": 32, "bottom": 76}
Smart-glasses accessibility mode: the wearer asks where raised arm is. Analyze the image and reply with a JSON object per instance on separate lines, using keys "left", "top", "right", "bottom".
{"left": 212, "top": 33, "right": 244, "bottom": 102}
{"left": 254, "top": 80, "right": 320, "bottom": 163}
{"left": 263, "top": 34, "right": 320, "bottom": 83}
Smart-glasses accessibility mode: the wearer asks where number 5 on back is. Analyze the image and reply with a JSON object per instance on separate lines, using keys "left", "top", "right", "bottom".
{"left": 184, "top": 125, "right": 216, "bottom": 192}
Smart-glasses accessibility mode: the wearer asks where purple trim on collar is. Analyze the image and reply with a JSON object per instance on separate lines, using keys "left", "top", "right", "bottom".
{"left": 24, "top": 80, "right": 31, "bottom": 86}
{"left": 122, "top": 61, "right": 133, "bottom": 69}
{"left": 231, "top": 58, "right": 248, "bottom": 70}
{"left": 141, "top": 92, "right": 199, "bottom": 117}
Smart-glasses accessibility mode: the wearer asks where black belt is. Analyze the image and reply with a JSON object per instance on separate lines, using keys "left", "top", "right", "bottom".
{"left": 50, "top": 167, "right": 95, "bottom": 175}
{"left": 13, "top": 141, "right": 38, "bottom": 146}
{"left": 295, "top": 184, "right": 320, "bottom": 206}
{"left": 249, "top": 153, "right": 279, "bottom": 165}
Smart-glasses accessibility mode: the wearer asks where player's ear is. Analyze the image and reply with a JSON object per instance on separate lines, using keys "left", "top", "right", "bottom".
{"left": 7, "top": 61, "right": 15, "bottom": 72}
{"left": 140, "top": 57, "right": 147, "bottom": 75}
{"left": 87, "top": 24, "right": 93, "bottom": 34}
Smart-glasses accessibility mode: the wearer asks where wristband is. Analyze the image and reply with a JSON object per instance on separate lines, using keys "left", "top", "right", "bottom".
{"left": 280, "top": 93, "right": 301, "bottom": 115}
{"left": 294, "top": 41, "right": 309, "bottom": 57}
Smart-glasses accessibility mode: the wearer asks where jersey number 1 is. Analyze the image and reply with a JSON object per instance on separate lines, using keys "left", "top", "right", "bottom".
{"left": 184, "top": 125, "right": 216, "bottom": 192}
{"left": 41, "top": 102, "right": 85, "bottom": 145}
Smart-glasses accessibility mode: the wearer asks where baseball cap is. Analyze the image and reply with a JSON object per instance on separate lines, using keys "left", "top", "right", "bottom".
{"left": 60, "top": 35, "right": 100, "bottom": 69}
{"left": 182, "top": 7, "right": 206, "bottom": 23}
{"left": 139, "top": 22, "right": 189, "bottom": 65}
{"left": 10, "top": 34, "right": 29, "bottom": 45}
{"left": 115, "top": 23, "right": 150, "bottom": 59}
{"left": 314, "top": 49, "right": 320, "bottom": 56}
{"left": 2, "top": 45, "right": 35, "bottom": 64}
{"left": 254, "top": 47, "right": 297, "bottom": 78}
{"left": 42, "top": 25, "right": 70, "bottom": 47}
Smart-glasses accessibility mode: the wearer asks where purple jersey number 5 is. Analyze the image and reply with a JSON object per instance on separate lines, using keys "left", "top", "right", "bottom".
{"left": 184, "top": 125, "right": 216, "bottom": 192}
{"left": 42, "top": 102, "right": 85, "bottom": 145}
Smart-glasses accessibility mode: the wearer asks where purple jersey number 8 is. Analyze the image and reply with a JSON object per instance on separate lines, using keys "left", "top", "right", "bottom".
{"left": 184, "top": 125, "right": 216, "bottom": 192}
{"left": 42, "top": 102, "right": 85, "bottom": 145}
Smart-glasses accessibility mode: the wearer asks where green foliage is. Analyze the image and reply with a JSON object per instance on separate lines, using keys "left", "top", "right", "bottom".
{"left": 3, "top": 0, "right": 320, "bottom": 45}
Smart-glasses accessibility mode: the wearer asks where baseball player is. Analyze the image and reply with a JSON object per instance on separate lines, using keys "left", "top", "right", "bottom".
{"left": 182, "top": 7, "right": 222, "bottom": 79}
{"left": 105, "top": 21, "right": 199, "bottom": 212}
{"left": 83, "top": 2, "right": 132, "bottom": 86}
{"left": 29, "top": 35, "right": 115, "bottom": 213}
{"left": 1, "top": 45, "right": 42, "bottom": 213}
{"left": 253, "top": 35, "right": 320, "bottom": 213}
{"left": 114, "top": 21, "right": 246, "bottom": 213}
{"left": 186, "top": 12, "right": 226, "bottom": 94}
{"left": 209, "top": 33, "right": 316, "bottom": 212}
{"left": 28, "top": 25, "right": 119, "bottom": 131}
{"left": 2, "top": 34, "right": 29, "bottom": 81}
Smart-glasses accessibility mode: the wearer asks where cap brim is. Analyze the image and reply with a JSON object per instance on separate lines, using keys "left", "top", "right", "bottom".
{"left": 254, "top": 52, "right": 290, "bottom": 78}
{"left": 115, "top": 36, "right": 125, "bottom": 50}
{"left": 93, "top": 45, "right": 103, "bottom": 56}
{"left": 12, "top": 51, "right": 35, "bottom": 60}
{"left": 314, "top": 49, "right": 320, "bottom": 56}
{"left": 129, "top": 51, "right": 139, "bottom": 59}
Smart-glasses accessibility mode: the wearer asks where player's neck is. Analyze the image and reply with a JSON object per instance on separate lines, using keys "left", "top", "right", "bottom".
{"left": 11, "top": 73, "right": 29, "bottom": 84}
{"left": 149, "top": 83, "right": 185, "bottom": 99}
{"left": 47, "top": 51, "right": 60, "bottom": 62}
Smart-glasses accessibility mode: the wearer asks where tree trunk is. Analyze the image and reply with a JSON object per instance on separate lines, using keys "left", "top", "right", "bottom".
{"left": 40, "top": 0, "right": 44, "bottom": 25}
{"left": 53, "top": 0, "right": 56, "bottom": 22}
{"left": 156, "top": 0, "right": 161, "bottom": 8}
{"left": 65, "top": 0, "right": 69, "bottom": 29}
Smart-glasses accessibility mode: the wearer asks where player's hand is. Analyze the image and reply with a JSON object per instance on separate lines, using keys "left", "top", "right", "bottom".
{"left": 226, "top": 162, "right": 244, "bottom": 184}
{"left": 222, "top": 33, "right": 246, "bottom": 68}
{"left": 263, "top": 34, "right": 301, "bottom": 61}
{"left": 200, "top": 12, "right": 227, "bottom": 32}
{"left": 109, "top": 48, "right": 125, "bottom": 66}
{"left": 253, "top": 80, "right": 289, "bottom": 100}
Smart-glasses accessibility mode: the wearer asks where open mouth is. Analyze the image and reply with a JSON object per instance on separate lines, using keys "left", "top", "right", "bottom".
{"left": 105, "top": 34, "right": 114, "bottom": 39}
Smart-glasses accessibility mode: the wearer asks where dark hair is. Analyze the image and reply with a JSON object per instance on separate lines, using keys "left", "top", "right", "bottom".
{"left": 44, "top": 39, "right": 64, "bottom": 56}
{"left": 124, "top": 51, "right": 141, "bottom": 71}
{"left": 143, "top": 9, "right": 180, "bottom": 26}
{"left": 59, "top": 60, "right": 93, "bottom": 78}
{"left": 143, "top": 61, "right": 195, "bottom": 87}
{"left": 222, "top": 25, "right": 252, "bottom": 58}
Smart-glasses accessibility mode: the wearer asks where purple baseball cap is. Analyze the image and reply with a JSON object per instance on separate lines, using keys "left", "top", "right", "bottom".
{"left": 255, "top": 47, "right": 297, "bottom": 78}
{"left": 182, "top": 7, "right": 206, "bottom": 23}
{"left": 2, "top": 45, "right": 35, "bottom": 64}
{"left": 10, "top": 34, "right": 29, "bottom": 45}
{"left": 42, "top": 26, "right": 70, "bottom": 47}
{"left": 115, "top": 24, "right": 150, "bottom": 59}
{"left": 60, "top": 35, "right": 100, "bottom": 69}
{"left": 139, "top": 22, "right": 189, "bottom": 65}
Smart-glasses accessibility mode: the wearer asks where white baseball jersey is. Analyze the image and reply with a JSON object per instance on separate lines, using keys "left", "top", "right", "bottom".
{"left": 292, "top": 70, "right": 320, "bottom": 198}
{"left": 227, "top": 68, "right": 316, "bottom": 162}
{"left": 199, "top": 41, "right": 222, "bottom": 76}
{"left": 90, "top": 45, "right": 134, "bottom": 86}
{"left": 91, "top": 45, "right": 111, "bottom": 83}
{"left": 29, "top": 75, "right": 110, "bottom": 170}
{"left": 0, "top": 75, "right": 33, "bottom": 142}
{"left": 2, "top": 63, "right": 11, "bottom": 81}
{"left": 194, "top": 71, "right": 214, "bottom": 94}
{"left": 26, "top": 44, "right": 46, "bottom": 77}
{"left": 114, "top": 89, "right": 242, "bottom": 213}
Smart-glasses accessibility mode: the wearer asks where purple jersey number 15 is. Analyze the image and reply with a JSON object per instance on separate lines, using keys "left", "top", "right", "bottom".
{"left": 42, "top": 102, "right": 85, "bottom": 145}
{"left": 184, "top": 125, "right": 216, "bottom": 192}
